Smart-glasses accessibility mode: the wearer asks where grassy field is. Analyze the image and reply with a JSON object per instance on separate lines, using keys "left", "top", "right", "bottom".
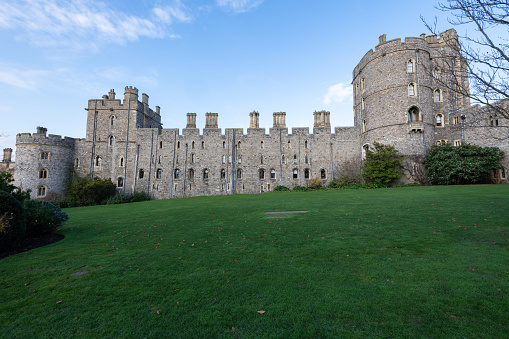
{"left": 1, "top": 185, "right": 508, "bottom": 338}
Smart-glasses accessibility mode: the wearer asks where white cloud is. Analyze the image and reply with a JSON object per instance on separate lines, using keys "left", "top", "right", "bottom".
{"left": 323, "top": 82, "right": 352, "bottom": 105}
{"left": 216, "top": 0, "right": 264, "bottom": 13}
{"left": 0, "top": 66, "right": 49, "bottom": 89}
{"left": 0, "top": 0, "right": 190, "bottom": 48}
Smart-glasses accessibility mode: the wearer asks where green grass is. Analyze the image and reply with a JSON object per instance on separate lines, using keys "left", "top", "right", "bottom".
{"left": 1, "top": 186, "right": 508, "bottom": 338}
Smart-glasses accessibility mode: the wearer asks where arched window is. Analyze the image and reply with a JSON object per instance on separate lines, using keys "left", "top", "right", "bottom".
{"left": 156, "top": 169, "right": 162, "bottom": 179}
{"left": 238, "top": 157, "right": 242, "bottom": 164}
{"left": 237, "top": 169, "right": 242, "bottom": 179}
{"left": 293, "top": 155, "right": 297, "bottom": 164}
{"left": 177, "top": 141, "right": 181, "bottom": 149}
{"left": 191, "top": 154, "right": 195, "bottom": 163}
{"left": 408, "top": 83, "right": 415, "bottom": 96}
{"left": 238, "top": 141, "right": 241, "bottom": 149}
{"left": 120, "top": 157, "right": 124, "bottom": 167}
{"left": 260, "top": 141, "right": 264, "bottom": 149}
{"left": 139, "top": 169, "right": 145, "bottom": 179}
{"left": 109, "top": 135, "right": 114, "bottom": 146}
{"left": 176, "top": 155, "right": 179, "bottom": 164}
{"left": 305, "top": 140, "right": 308, "bottom": 149}
{"left": 174, "top": 169, "right": 179, "bottom": 179}
{"left": 203, "top": 169, "right": 209, "bottom": 179}
{"left": 321, "top": 169, "right": 327, "bottom": 179}
{"left": 159, "top": 141, "right": 163, "bottom": 149}
{"left": 39, "top": 168, "right": 48, "bottom": 179}
{"left": 259, "top": 169, "right": 265, "bottom": 179}
{"left": 281, "top": 155, "right": 285, "bottom": 164}
{"left": 222, "top": 155, "right": 226, "bottom": 164}
{"left": 201, "top": 141, "right": 205, "bottom": 149}
{"left": 158, "top": 155, "right": 161, "bottom": 164}
{"left": 362, "top": 120, "right": 366, "bottom": 132}
{"left": 189, "top": 168, "right": 195, "bottom": 179}
{"left": 270, "top": 169, "right": 276, "bottom": 179}
{"left": 41, "top": 152, "right": 49, "bottom": 160}
{"left": 407, "top": 60, "right": 414, "bottom": 73}
{"left": 288, "top": 140, "right": 291, "bottom": 148}
{"left": 192, "top": 141, "right": 195, "bottom": 149}
{"left": 222, "top": 141, "right": 226, "bottom": 149}
{"left": 361, "top": 98, "right": 365, "bottom": 110}
{"left": 305, "top": 155, "right": 309, "bottom": 164}
{"left": 304, "top": 169, "right": 310, "bottom": 179}
{"left": 110, "top": 115, "right": 116, "bottom": 127}
{"left": 117, "top": 177, "right": 124, "bottom": 187}
{"left": 96, "top": 156, "right": 101, "bottom": 166}
{"left": 434, "top": 89, "right": 441, "bottom": 102}
{"left": 221, "top": 169, "right": 226, "bottom": 179}
{"left": 37, "top": 186, "right": 46, "bottom": 197}
{"left": 361, "top": 77, "right": 365, "bottom": 90}
{"left": 436, "top": 114, "right": 443, "bottom": 127}
{"left": 293, "top": 169, "right": 298, "bottom": 179}
{"left": 260, "top": 155, "right": 263, "bottom": 164}
{"left": 408, "top": 107, "right": 420, "bottom": 123}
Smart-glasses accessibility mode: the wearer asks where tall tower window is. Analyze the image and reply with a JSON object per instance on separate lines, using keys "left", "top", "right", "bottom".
{"left": 321, "top": 169, "right": 327, "bottom": 179}
{"left": 237, "top": 169, "right": 242, "bottom": 179}
{"left": 408, "top": 107, "right": 420, "bottom": 123}
{"left": 110, "top": 115, "right": 116, "bottom": 127}
{"left": 37, "top": 186, "right": 46, "bottom": 197}
{"left": 203, "top": 169, "right": 209, "bottom": 179}
{"left": 109, "top": 135, "right": 114, "bottom": 146}
{"left": 117, "top": 177, "right": 124, "bottom": 187}
{"left": 174, "top": 169, "right": 179, "bottom": 179}
{"left": 156, "top": 169, "right": 162, "bottom": 179}
{"left": 408, "top": 83, "right": 415, "bottom": 96}
{"left": 270, "top": 169, "right": 276, "bottom": 179}
{"left": 39, "top": 168, "right": 48, "bottom": 179}
{"left": 293, "top": 169, "right": 298, "bottom": 179}
{"left": 221, "top": 169, "right": 226, "bottom": 179}
{"left": 41, "top": 152, "right": 49, "bottom": 160}
{"left": 436, "top": 114, "right": 443, "bottom": 127}
{"left": 304, "top": 169, "right": 310, "bottom": 179}
{"left": 96, "top": 156, "right": 101, "bottom": 166}
{"left": 189, "top": 168, "right": 195, "bottom": 179}
{"left": 259, "top": 169, "right": 265, "bottom": 179}
{"left": 139, "top": 169, "right": 145, "bottom": 179}
{"left": 434, "top": 89, "right": 441, "bottom": 102}
{"left": 407, "top": 60, "right": 414, "bottom": 73}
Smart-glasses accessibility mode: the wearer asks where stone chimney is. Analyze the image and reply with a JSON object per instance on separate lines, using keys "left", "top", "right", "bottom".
{"left": 2, "top": 148, "right": 12, "bottom": 162}
{"left": 186, "top": 113, "right": 197, "bottom": 128}
{"left": 272, "top": 112, "right": 286, "bottom": 128}
{"left": 36, "top": 126, "right": 48, "bottom": 136}
{"left": 313, "top": 110, "right": 330, "bottom": 128}
{"left": 205, "top": 113, "right": 218, "bottom": 128}
{"left": 142, "top": 93, "right": 149, "bottom": 106}
{"left": 379, "top": 34, "right": 386, "bottom": 45}
{"left": 109, "top": 89, "right": 116, "bottom": 100}
{"left": 249, "top": 111, "right": 260, "bottom": 128}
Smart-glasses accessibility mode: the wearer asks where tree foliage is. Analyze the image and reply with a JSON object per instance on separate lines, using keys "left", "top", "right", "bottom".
{"left": 362, "top": 142, "right": 404, "bottom": 186}
{"left": 423, "top": 0, "right": 509, "bottom": 118}
{"left": 0, "top": 190, "right": 26, "bottom": 251}
{"left": 23, "top": 200, "right": 69, "bottom": 237}
{"left": 0, "top": 172, "right": 31, "bottom": 202}
{"left": 68, "top": 177, "right": 117, "bottom": 205}
{"left": 423, "top": 143, "right": 504, "bottom": 184}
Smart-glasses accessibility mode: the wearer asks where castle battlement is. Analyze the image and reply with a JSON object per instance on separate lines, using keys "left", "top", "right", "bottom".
{"left": 16, "top": 128, "right": 75, "bottom": 148}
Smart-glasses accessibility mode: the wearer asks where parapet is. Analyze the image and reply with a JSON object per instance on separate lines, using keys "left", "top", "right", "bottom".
{"left": 16, "top": 128, "right": 75, "bottom": 148}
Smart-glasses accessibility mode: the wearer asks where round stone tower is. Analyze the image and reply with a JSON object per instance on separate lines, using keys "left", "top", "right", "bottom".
{"left": 353, "top": 33, "right": 436, "bottom": 158}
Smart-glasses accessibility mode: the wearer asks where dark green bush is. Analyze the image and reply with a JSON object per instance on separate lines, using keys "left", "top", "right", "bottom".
{"left": 0, "top": 190, "right": 26, "bottom": 251}
{"left": 104, "top": 191, "right": 151, "bottom": 205}
{"left": 362, "top": 142, "right": 403, "bottom": 186}
{"left": 23, "top": 200, "right": 69, "bottom": 237}
{"left": 273, "top": 185, "right": 290, "bottom": 191}
{"left": 68, "top": 177, "right": 117, "bottom": 205}
{"left": 292, "top": 186, "right": 311, "bottom": 192}
{"left": 0, "top": 172, "right": 31, "bottom": 203}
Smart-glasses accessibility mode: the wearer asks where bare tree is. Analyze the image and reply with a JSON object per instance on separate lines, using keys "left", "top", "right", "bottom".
{"left": 423, "top": 0, "right": 509, "bottom": 118}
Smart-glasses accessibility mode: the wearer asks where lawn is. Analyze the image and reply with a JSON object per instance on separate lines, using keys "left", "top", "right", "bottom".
{"left": 1, "top": 185, "right": 508, "bottom": 338}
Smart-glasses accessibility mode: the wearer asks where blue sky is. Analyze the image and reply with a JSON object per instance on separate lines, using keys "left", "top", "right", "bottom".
{"left": 0, "top": 0, "right": 452, "bottom": 158}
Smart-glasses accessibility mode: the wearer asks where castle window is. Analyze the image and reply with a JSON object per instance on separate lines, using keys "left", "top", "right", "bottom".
{"left": 361, "top": 98, "right": 365, "bottom": 110}
{"left": 408, "top": 107, "right": 420, "bottom": 123}
{"left": 355, "top": 83, "right": 359, "bottom": 95}
{"left": 436, "top": 114, "right": 443, "bottom": 127}
{"left": 41, "top": 152, "right": 49, "bottom": 160}
{"left": 120, "top": 157, "right": 124, "bottom": 167}
{"left": 238, "top": 141, "right": 241, "bottom": 149}
{"left": 408, "top": 83, "right": 415, "bottom": 96}
{"left": 434, "top": 89, "right": 441, "bottom": 102}
{"left": 293, "top": 169, "right": 298, "bottom": 179}
{"left": 177, "top": 141, "right": 181, "bottom": 149}
{"left": 362, "top": 120, "right": 366, "bottom": 132}
{"left": 433, "top": 68, "right": 439, "bottom": 79}
{"left": 139, "top": 169, "right": 145, "bottom": 179}
{"left": 228, "top": 156, "right": 232, "bottom": 164}
{"left": 305, "top": 155, "right": 309, "bottom": 164}
{"left": 260, "top": 155, "right": 263, "bottom": 164}
{"left": 407, "top": 60, "right": 414, "bottom": 73}
{"left": 174, "top": 169, "right": 179, "bottom": 179}
{"left": 259, "top": 169, "right": 265, "bottom": 179}
{"left": 321, "top": 169, "right": 327, "bottom": 180}
{"left": 110, "top": 115, "right": 116, "bottom": 127}
{"left": 238, "top": 157, "right": 242, "bottom": 164}
{"left": 221, "top": 169, "right": 226, "bottom": 179}
{"left": 281, "top": 155, "right": 285, "bottom": 164}
{"left": 222, "top": 141, "right": 226, "bottom": 149}
{"left": 74, "top": 158, "right": 79, "bottom": 167}
{"left": 203, "top": 169, "right": 209, "bottom": 180}
{"left": 288, "top": 140, "right": 291, "bottom": 148}
{"left": 261, "top": 141, "right": 264, "bottom": 149}
{"left": 189, "top": 168, "right": 195, "bottom": 179}
{"left": 436, "top": 139, "right": 447, "bottom": 145}
{"left": 270, "top": 169, "right": 276, "bottom": 179}
{"left": 39, "top": 168, "right": 48, "bottom": 179}
{"left": 37, "top": 186, "right": 46, "bottom": 198}
{"left": 293, "top": 155, "right": 297, "bottom": 164}
{"left": 191, "top": 154, "right": 195, "bottom": 163}
{"left": 305, "top": 140, "right": 308, "bottom": 149}
{"left": 201, "top": 141, "right": 205, "bottom": 149}
{"left": 109, "top": 135, "right": 114, "bottom": 146}
{"left": 192, "top": 141, "right": 195, "bottom": 149}
{"left": 95, "top": 156, "right": 101, "bottom": 166}
{"left": 156, "top": 169, "right": 162, "bottom": 179}
{"left": 176, "top": 155, "right": 179, "bottom": 164}
{"left": 117, "top": 177, "right": 124, "bottom": 187}
{"left": 222, "top": 155, "right": 226, "bottom": 164}
{"left": 490, "top": 115, "right": 499, "bottom": 126}
{"left": 159, "top": 141, "right": 163, "bottom": 149}
{"left": 237, "top": 169, "right": 242, "bottom": 179}
{"left": 361, "top": 77, "right": 365, "bottom": 90}
{"left": 304, "top": 169, "right": 310, "bottom": 179}
{"left": 158, "top": 155, "right": 161, "bottom": 164}
{"left": 453, "top": 116, "right": 459, "bottom": 125}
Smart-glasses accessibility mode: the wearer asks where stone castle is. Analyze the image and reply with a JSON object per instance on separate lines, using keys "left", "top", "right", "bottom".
{"left": 7, "top": 29, "right": 508, "bottom": 199}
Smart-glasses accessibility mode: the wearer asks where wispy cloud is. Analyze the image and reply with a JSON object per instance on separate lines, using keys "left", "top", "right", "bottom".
{"left": 0, "top": 66, "right": 49, "bottom": 89}
{"left": 323, "top": 82, "right": 352, "bottom": 105}
{"left": 0, "top": 0, "right": 191, "bottom": 48}
{"left": 216, "top": 0, "right": 264, "bottom": 13}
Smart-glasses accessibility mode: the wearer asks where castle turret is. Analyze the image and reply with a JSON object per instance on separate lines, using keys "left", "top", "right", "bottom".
{"left": 124, "top": 86, "right": 138, "bottom": 103}
{"left": 2, "top": 148, "right": 12, "bottom": 163}
{"left": 249, "top": 111, "right": 260, "bottom": 128}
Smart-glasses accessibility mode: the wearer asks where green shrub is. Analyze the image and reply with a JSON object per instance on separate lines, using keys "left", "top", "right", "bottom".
{"left": 293, "top": 186, "right": 311, "bottom": 192}
{"left": 68, "top": 177, "right": 117, "bottom": 205}
{"left": 0, "top": 172, "right": 31, "bottom": 203}
{"left": 104, "top": 191, "right": 151, "bottom": 205}
{"left": 308, "top": 178, "right": 323, "bottom": 189}
{"left": 0, "top": 190, "right": 26, "bottom": 251}
{"left": 23, "top": 200, "right": 69, "bottom": 237}
{"left": 362, "top": 142, "right": 403, "bottom": 186}
{"left": 273, "top": 185, "right": 290, "bottom": 191}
